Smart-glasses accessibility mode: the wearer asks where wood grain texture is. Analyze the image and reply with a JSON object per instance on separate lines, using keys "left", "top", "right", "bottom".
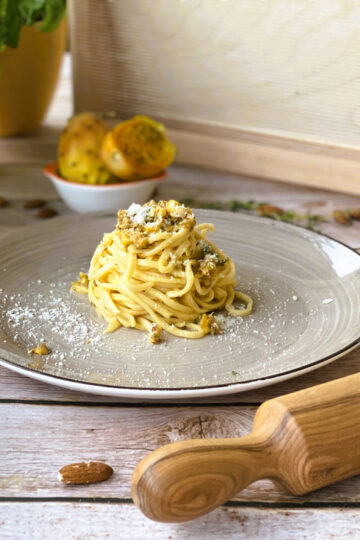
{"left": 1, "top": 503, "right": 360, "bottom": 540}
{"left": 6, "top": 120, "right": 360, "bottom": 197}
{"left": 2, "top": 402, "right": 360, "bottom": 505}
{"left": 169, "top": 127, "right": 360, "bottom": 196}
{"left": 69, "top": 1, "right": 360, "bottom": 147}
{"left": 2, "top": 52, "right": 360, "bottom": 194}
{"left": 0, "top": 163, "right": 359, "bottom": 400}
{"left": 131, "top": 373, "right": 360, "bottom": 521}
{"left": 1, "top": 164, "right": 360, "bottom": 245}
{"left": 0, "top": 166, "right": 58, "bottom": 201}
{"left": 1, "top": 52, "right": 360, "bottom": 538}
{"left": 66, "top": 0, "right": 360, "bottom": 192}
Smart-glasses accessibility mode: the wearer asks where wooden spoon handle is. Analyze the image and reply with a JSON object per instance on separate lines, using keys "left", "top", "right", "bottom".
{"left": 131, "top": 432, "right": 275, "bottom": 523}
{"left": 132, "top": 372, "right": 360, "bottom": 523}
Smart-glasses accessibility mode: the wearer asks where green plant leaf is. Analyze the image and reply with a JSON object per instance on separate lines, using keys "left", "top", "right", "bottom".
{"left": 40, "top": 0, "right": 66, "bottom": 32}
{"left": 0, "top": 0, "right": 65, "bottom": 53}
{"left": 1, "top": 0, "right": 23, "bottom": 48}
{"left": 18, "top": 0, "right": 45, "bottom": 24}
{"left": 0, "top": 0, "right": 8, "bottom": 18}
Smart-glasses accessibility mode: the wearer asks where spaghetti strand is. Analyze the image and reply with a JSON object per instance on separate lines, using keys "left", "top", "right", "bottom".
{"left": 72, "top": 200, "right": 252, "bottom": 341}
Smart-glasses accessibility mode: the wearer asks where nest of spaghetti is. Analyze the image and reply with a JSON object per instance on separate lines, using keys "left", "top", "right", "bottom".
{"left": 72, "top": 200, "right": 252, "bottom": 342}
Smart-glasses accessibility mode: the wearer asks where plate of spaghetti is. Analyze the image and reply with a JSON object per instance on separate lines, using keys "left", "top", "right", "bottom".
{"left": 0, "top": 201, "right": 359, "bottom": 398}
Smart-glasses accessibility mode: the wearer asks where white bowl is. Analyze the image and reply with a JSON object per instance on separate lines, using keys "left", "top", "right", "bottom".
{"left": 43, "top": 162, "right": 167, "bottom": 213}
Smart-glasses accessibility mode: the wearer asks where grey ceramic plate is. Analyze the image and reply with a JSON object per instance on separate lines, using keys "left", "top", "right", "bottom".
{"left": 0, "top": 210, "right": 359, "bottom": 399}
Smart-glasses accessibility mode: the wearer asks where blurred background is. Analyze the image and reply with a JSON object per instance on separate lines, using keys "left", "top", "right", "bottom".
{"left": 1, "top": 0, "right": 360, "bottom": 221}
{"left": 1, "top": 1, "right": 360, "bottom": 183}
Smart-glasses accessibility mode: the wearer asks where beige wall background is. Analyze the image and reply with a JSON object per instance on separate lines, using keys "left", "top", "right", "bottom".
{"left": 69, "top": 0, "right": 360, "bottom": 193}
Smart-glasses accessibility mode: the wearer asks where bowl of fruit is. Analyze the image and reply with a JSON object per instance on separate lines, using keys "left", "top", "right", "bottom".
{"left": 44, "top": 113, "right": 176, "bottom": 212}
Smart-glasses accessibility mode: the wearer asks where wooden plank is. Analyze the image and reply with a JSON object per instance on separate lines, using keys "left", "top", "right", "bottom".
{"left": 0, "top": 201, "right": 70, "bottom": 240}
{"left": 1, "top": 502, "right": 360, "bottom": 540}
{"left": 2, "top": 47, "right": 360, "bottom": 197}
{"left": 0, "top": 127, "right": 59, "bottom": 167}
{"left": 0, "top": 166, "right": 58, "bottom": 201}
{"left": 5, "top": 120, "right": 360, "bottom": 198}
{"left": 0, "top": 165, "right": 359, "bottom": 403}
{"left": 67, "top": 0, "right": 360, "bottom": 195}
{"left": 0, "top": 346, "right": 359, "bottom": 404}
{"left": 170, "top": 127, "right": 360, "bottom": 197}
{"left": 2, "top": 403, "right": 360, "bottom": 503}
{"left": 1, "top": 164, "right": 360, "bottom": 245}
{"left": 70, "top": 1, "right": 360, "bottom": 147}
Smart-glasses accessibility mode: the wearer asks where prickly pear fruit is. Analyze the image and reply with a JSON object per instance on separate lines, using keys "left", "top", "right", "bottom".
{"left": 101, "top": 115, "right": 176, "bottom": 180}
{"left": 58, "top": 113, "right": 112, "bottom": 184}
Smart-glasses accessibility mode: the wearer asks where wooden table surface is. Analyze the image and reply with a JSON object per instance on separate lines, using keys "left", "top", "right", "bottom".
{"left": 1, "top": 57, "right": 360, "bottom": 540}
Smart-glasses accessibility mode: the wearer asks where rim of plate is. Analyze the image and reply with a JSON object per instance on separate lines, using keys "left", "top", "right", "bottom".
{"left": 0, "top": 342, "right": 359, "bottom": 399}
{"left": 43, "top": 162, "right": 167, "bottom": 189}
{"left": 0, "top": 211, "right": 359, "bottom": 398}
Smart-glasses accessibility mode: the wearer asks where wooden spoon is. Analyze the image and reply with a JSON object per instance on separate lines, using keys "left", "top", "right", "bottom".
{"left": 132, "top": 372, "right": 360, "bottom": 522}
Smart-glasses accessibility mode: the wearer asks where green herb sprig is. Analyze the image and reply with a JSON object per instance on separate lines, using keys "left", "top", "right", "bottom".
{"left": 181, "top": 198, "right": 359, "bottom": 231}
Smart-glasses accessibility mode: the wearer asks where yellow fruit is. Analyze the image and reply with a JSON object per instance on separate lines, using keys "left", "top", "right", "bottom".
{"left": 58, "top": 112, "right": 112, "bottom": 184}
{"left": 101, "top": 115, "right": 176, "bottom": 180}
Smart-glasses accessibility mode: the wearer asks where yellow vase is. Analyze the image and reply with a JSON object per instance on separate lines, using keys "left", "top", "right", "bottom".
{"left": 0, "top": 19, "right": 67, "bottom": 137}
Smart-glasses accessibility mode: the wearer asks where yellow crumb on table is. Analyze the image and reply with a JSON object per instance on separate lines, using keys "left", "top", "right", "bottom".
{"left": 200, "top": 314, "right": 222, "bottom": 335}
{"left": 29, "top": 342, "right": 50, "bottom": 355}
{"left": 149, "top": 324, "right": 162, "bottom": 344}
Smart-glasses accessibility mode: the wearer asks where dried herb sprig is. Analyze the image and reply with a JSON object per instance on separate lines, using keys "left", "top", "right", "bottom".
{"left": 181, "top": 198, "right": 328, "bottom": 231}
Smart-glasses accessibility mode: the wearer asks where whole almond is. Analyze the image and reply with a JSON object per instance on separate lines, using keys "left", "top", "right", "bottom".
{"left": 257, "top": 203, "right": 284, "bottom": 217}
{"left": 333, "top": 210, "right": 351, "bottom": 226}
{"left": 0, "top": 196, "right": 9, "bottom": 207}
{"left": 23, "top": 199, "right": 46, "bottom": 209}
{"left": 36, "top": 208, "right": 58, "bottom": 219}
{"left": 58, "top": 461, "right": 113, "bottom": 485}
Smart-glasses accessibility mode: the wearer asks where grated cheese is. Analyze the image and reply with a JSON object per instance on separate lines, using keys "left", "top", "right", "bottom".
{"left": 127, "top": 203, "right": 150, "bottom": 225}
